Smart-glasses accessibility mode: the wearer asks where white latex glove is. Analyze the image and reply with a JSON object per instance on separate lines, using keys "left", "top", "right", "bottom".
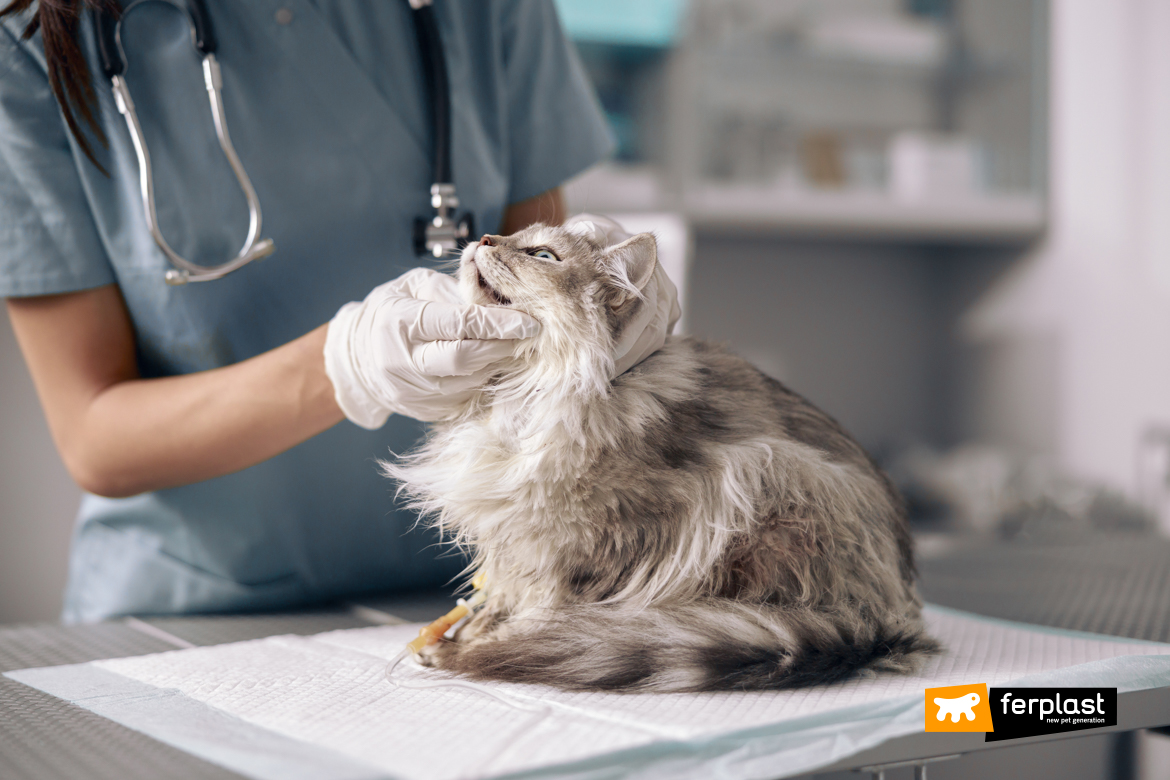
{"left": 564, "top": 213, "right": 681, "bottom": 376}
{"left": 324, "top": 267, "right": 540, "bottom": 428}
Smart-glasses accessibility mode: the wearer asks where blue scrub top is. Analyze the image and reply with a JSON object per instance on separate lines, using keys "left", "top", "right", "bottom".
{"left": 0, "top": 0, "right": 612, "bottom": 622}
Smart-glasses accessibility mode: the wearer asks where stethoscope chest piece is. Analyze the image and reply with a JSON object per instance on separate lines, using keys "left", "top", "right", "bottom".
{"left": 94, "top": 0, "right": 275, "bottom": 285}
{"left": 413, "top": 184, "right": 474, "bottom": 259}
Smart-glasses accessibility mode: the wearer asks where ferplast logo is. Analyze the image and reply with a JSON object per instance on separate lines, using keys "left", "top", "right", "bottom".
{"left": 925, "top": 684, "right": 994, "bottom": 732}
{"left": 924, "top": 685, "right": 1118, "bottom": 741}
{"left": 985, "top": 687, "right": 1117, "bottom": 742}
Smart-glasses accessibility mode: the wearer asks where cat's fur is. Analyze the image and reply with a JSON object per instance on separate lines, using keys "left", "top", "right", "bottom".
{"left": 383, "top": 223, "right": 938, "bottom": 692}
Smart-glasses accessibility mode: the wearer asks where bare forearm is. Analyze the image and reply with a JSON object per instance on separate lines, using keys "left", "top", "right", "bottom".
{"left": 501, "top": 187, "right": 566, "bottom": 234}
{"left": 71, "top": 325, "right": 342, "bottom": 497}
{"left": 8, "top": 286, "right": 344, "bottom": 498}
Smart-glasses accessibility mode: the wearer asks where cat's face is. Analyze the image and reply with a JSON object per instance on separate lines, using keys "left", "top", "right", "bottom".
{"left": 457, "top": 223, "right": 658, "bottom": 342}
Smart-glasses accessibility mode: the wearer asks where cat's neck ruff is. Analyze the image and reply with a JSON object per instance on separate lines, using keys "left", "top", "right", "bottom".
{"left": 386, "top": 334, "right": 694, "bottom": 562}
{"left": 476, "top": 308, "right": 621, "bottom": 445}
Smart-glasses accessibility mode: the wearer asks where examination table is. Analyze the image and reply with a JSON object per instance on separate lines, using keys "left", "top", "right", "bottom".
{"left": 2, "top": 533, "right": 1170, "bottom": 780}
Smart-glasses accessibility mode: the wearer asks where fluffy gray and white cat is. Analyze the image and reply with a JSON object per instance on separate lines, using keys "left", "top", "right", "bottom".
{"left": 383, "top": 223, "right": 938, "bottom": 692}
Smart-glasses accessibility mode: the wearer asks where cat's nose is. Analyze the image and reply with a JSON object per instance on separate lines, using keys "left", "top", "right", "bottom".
{"left": 479, "top": 235, "right": 495, "bottom": 247}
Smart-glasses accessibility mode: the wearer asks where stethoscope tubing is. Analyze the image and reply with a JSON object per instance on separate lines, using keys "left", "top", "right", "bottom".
{"left": 410, "top": 1, "right": 451, "bottom": 187}
{"left": 95, "top": 0, "right": 217, "bottom": 78}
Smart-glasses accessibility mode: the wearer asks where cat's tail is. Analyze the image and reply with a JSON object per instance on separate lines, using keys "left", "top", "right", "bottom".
{"left": 437, "top": 600, "right": 939, "bottom": 692}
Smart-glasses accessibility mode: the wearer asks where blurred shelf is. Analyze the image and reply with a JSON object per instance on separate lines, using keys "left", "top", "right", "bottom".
{"left": 699, "top": 45, "right": 951, "bottom": 83}
{"left": 684, "top": 182, "right": 1045, "bottom": 240}
{"left": 565, "top": 165, "right": 1046, "bottom": 243}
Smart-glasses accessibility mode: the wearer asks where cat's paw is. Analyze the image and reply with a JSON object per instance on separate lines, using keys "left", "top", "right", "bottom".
{"left": 416, "top": 637, "right": 469, "bottom": 670}
{"left": 414, "top": 640, "right": 447, "bottom": 668}
{"left": 453, "top": 605, "right": 503, "bottom": 643}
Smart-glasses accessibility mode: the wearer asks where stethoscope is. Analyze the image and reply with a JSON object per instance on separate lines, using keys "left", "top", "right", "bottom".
{"left": 93, "top": 0, "right": 473, "bottom": 286}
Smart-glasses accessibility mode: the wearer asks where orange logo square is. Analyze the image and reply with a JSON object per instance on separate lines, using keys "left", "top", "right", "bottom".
{"left": 925, "top": 683, "right": 994, "bottom": 732}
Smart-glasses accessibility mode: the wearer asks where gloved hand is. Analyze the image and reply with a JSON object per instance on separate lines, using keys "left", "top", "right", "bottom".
{"left": 563, "top": 214, "right": 682, "bottom": 376}
{"left": 324, "top": 267, "right": 541, "bottom": 428}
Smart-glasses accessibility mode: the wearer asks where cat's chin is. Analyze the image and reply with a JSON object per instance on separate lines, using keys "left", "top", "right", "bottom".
{"left": 457, "top": 269, "right": 504, "bottom": 308}
{"left": 469, "top": 283, "right": 513, "bottom": 308}
{"left": 458, "top": 258, "right": 514, "bottom": 308}
{"left": 477, "top": 273, "right": 512, "bottom": 306}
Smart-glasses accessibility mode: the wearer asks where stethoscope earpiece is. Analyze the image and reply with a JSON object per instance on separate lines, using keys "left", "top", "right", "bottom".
{"left": 95, "top": 0, "right": 275, "bottom": 285}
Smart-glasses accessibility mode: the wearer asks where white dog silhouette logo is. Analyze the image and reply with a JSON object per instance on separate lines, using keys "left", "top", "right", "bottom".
{"left": 934, "top": 692, "right": 981, "bottom": 723}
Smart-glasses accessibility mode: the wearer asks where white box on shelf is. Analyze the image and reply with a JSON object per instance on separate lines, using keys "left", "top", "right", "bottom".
{"left": 889, "top": 132, "right": 984, "bottom": 202}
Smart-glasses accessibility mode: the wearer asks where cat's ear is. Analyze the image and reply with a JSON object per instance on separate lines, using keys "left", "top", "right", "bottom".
{"left": 602, "top": 233, "right": 658, "bottom": 308}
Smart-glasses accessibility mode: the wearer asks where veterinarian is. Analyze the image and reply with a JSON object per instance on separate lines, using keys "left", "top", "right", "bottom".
{"left": 0, "top": 1, "right": 675, "bottom": 622}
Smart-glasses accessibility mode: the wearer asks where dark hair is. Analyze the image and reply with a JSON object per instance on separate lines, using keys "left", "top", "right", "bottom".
{"left": 1, "top": 0, "right": 119, "bottom": 172}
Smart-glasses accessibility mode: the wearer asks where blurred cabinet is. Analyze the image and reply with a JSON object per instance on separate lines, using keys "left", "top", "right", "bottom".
{"left": 557, "top": 0, "right": 1048, "bottom": 242}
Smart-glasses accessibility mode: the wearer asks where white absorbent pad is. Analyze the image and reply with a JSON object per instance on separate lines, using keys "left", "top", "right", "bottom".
{"left": 8, "top": 605, "right": 1170, "bottom": 780}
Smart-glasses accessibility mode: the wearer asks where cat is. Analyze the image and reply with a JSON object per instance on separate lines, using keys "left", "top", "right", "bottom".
{"left": 383, "top": 222, "right": 938, "bottom": 692}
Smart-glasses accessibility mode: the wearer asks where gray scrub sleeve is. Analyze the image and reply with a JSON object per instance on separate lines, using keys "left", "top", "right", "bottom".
{"left": 500, "top": 0, "right": 615, "bottom": 205}
{"left": 0, "top": 24, "right": 116, "bottom": 298}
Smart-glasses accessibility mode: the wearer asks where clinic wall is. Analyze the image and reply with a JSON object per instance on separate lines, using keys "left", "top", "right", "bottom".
{"left": 0, "top": 313, "right": 80, "bottom": 624}
{"left": 686, "top": 236, "right": 952, "bottom": 458}
{"left": 958, "top": 0, "right": 1170, "bottom": 495}
{"left": 938, "top": 246, "right": 1054, "bottom": 454}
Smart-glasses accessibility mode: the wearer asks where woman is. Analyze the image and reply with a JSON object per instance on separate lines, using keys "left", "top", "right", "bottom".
{"left": 0, "top": 0, "right": 673, "bottom": 622}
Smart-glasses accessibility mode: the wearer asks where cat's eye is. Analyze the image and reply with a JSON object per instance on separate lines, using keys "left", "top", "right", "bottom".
{"left": 531, "top": 248, "right": 560, "bottom": 262}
